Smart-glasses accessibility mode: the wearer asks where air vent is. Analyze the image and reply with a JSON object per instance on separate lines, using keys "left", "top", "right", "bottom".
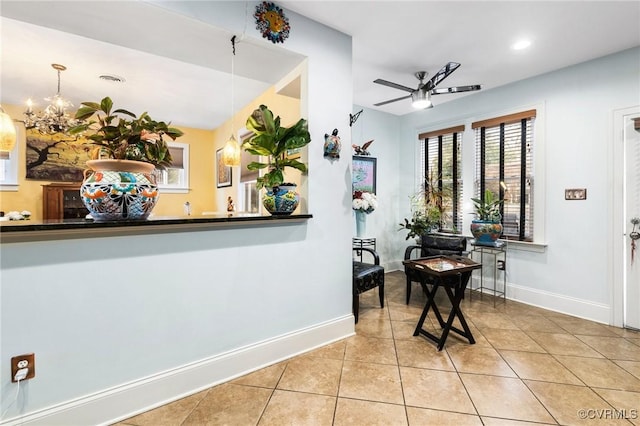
{"left": 99, "top": 74, "right": 126, "bottom": 83}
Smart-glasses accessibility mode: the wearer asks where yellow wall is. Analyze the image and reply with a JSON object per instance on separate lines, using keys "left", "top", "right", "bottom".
{"left": 0, "top": 86, "right": 300, "bottom": 219}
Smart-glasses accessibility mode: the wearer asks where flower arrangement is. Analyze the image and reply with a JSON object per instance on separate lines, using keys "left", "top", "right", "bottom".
{"left": 69, "top": 97, "right": 184, "bottom": 170}
{"left": 352, "top": 191, "right": 378, "bottom": 214}
{"left": 6, "top": 210, "right": 31, "bottom": 220}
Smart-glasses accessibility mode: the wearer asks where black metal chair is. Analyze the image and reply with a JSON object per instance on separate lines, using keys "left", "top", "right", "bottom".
{"left": 404, "top": 234, "right": 468, "bottom": 304}
{"left": 353, "top": 247, "right": 385, "bottom": 323}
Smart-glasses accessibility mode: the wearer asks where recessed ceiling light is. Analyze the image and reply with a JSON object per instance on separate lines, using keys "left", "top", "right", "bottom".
{"left": 512, "top": 39, "right": 532, "bottom": 51}
{"left": 99, "top": 74, "right": 126, "bottom": 83}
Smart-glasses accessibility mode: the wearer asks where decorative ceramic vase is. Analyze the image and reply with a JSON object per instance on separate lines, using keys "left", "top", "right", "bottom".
{"left": 470, "top": 220, "right": 503, "bottom": 245}
{"left": 262, "top": 183, "right": 300, "bottom": 215}
{"left": 355, "top": 210, "right": 366, "bottom": 237}
{"left": 80, "top": 159, "right": 159, "bottom": 221}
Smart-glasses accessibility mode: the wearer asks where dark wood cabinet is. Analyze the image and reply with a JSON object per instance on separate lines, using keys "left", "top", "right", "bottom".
{"left": 42, "top": 183, "right": 89, "bottom": 220}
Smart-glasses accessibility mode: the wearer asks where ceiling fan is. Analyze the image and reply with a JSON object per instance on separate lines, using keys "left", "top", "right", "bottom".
{"left": 373, "top": 62, "right": 481, "bottom": 109}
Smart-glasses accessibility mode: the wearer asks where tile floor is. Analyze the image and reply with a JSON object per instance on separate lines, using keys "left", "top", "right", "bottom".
{"left": 117, "top": 271, "right": 640, "bottom": 425}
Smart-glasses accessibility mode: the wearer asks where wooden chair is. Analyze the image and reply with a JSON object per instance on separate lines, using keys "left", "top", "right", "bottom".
{"left": 353, "top": 247, "right": 385, "bottom": 323}
{"left": 404, "top": 234, "right": 468, "bottom": 304}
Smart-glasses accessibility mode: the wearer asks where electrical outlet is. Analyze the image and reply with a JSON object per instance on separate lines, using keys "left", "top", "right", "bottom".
{"left": 11, "top": 353, "right": 35, "bottom": 382}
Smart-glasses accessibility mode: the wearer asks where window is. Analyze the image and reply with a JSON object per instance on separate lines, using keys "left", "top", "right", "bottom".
{"left": 472, "top": 110, "right": 536, "bottom": 242}
{"left": 238, "top": 130, "right": 261, "bottom": 213}
{"left": 155, "top": 142, "right": 189, "bottom": 193}
{"left": 418, "top": 125, "right": 464, "bottom": 233}
{"left": 0, "top": 126, "right": 20, "bottom": 191}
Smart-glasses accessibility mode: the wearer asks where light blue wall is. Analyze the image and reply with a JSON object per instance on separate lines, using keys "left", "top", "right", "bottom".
{"left": 0, "top": 2, "right": 354, "bottom": 423}
{"left": 385, "top": 47, "right": 640, "bottom": 321}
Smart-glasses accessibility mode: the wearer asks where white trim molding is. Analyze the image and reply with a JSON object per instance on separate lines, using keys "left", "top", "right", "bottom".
{"left": 1, "top": 316, "right": 355, "bottom": 426}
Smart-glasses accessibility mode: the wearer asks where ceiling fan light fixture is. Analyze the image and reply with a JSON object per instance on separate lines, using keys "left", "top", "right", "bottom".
{"left": 411, "top": 90, "right": 432, "bottom": 109}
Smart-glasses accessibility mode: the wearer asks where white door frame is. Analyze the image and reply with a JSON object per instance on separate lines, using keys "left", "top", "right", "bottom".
{"left": 610, "top": 105, "right": 640, "bottom": 328}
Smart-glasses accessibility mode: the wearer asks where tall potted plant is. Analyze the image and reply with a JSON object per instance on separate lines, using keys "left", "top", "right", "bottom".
{"left": 242, "top": 104, "right": 311, "bottom": 215}
{"left": 69, "top": 97, "right": 184, "bottom": 221}
{"left": 470, "top": 189, "right": 504, "bottom": 245}
{"left": 399, "top": 172, "right": 449, "bottom": 242}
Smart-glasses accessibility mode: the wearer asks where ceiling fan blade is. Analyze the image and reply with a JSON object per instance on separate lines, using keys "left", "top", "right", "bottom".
{"left": 373, "top": 78, "right": 415, "bottom": 93}
{"left": 431, "top": 84, "right": 482, "bottom": 95}
{"left": 374, "top": 94, "right": 412, "bottom": 106}
{"left": 425, "top": 62, "right": 461, "bottom": 91}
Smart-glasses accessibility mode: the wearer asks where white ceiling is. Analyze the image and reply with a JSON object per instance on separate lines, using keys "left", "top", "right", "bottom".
{"left": 282, "top": 0, "right": 640, "bottom": 116}
{"left": 1, "top": 1, "right": 639, "bottom": 129}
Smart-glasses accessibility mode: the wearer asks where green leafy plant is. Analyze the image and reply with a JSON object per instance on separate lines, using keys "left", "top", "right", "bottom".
{"left": 471, "top": 189, "right": 503, "bottom": 222}
{"left": 399, "top": 172, "right": 451, "bottom": 239}
{"left": 69, "top": 97, "right": 184, "bottom": 169}
{"left": 242, "top": 104, "right": 311, "bottom": 189}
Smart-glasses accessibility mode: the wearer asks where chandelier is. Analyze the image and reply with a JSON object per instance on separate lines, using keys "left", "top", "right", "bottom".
{"left": 24, "top": 63, "right": 82, "bottom": 135}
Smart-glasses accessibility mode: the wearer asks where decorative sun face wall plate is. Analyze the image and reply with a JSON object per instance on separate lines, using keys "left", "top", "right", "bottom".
{"left": 254, "top": 1, "right": 290, "bottom": 44}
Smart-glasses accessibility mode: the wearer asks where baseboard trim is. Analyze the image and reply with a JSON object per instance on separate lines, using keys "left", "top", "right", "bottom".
{"left": 2, "top": 316, "right": 355, "bottom": 426}
{"left": 506, "top": 283, "right": 610, "bottom": 324}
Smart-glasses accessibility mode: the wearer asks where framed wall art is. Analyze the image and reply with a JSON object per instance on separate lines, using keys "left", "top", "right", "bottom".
{"left": 352, "top": 155, "right": 376, "bottom": 193}
{"left": 216, "top": 148, "right": 232, "bottom": 188}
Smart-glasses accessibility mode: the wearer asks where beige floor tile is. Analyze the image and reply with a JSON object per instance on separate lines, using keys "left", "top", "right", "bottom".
{"left": 461, "top": 374, "right": 555, "bottom": 423}
{"left": 467, "top": 311, "right": 520, "bottom": 330}
{"left": 607, "top": 327, "right": 640, "bottom": 338}
{"left": 334, "top": 398, "right": 407, "bottom": 426}
{"left": 499, "top": 350, "right": 583, "bottom": 385}
{"left": 549, "top": 316, "right": 620, "bottom": 337}
{"left": 555, "top": 355, "right": 640, "bottom": 392}
{"left": 395, "top": 339, "right": 456, "bottom": 371}
{"left": 400, "top": 366, "right": 476, "bottom": 414}
{"left": 525, "top": 380, "right": 622, "bottom": 426}
{"left": 276, "top": 356, "right": 342, "bottom": 396}
{"left": 526, "top": 332, "right": 605, "bottom": 357}
{"left": 481, "top": 328, "right": 547, "bottom": 353}
{"left": 339, "top": 360, "right": 404, "bottom": 404}
{"left": 257, "top": 390, "right": 335, "bottom": 426}
{"left": 355, "top": 317, "right": 394, "bottom": 338}
{"left": 357, "top": 304, "right": 389, "bottom": 322}
{"left": 576, "top": 334, "right": 640, "bottom": 361}
{"left": 304, "top": 340, "right": 347, "bottom": 360}
{"left": 391, "top": 320, "right": 425, "bottom": 339}
{"left": 182, "top": 383, "right": 271, "bottom": 426}
{"left": 232, "top": 362, "right": 286, "bottom": 388}
{"left": 122, "top": 390, "right": 208, "bottom": 426}
{"left": 481, "top": 417, "right": 557, "bottom": 425}
{"left": 388, "top": 301, "right": 423, "bottom": 322}
{"left": 344, "top": 335, "right": 398, "bottom": 365}
{"left": 615, "top": 360, "right": 640, "bottom": 380}
{"left": 406, "top": 407, "right": 482, "bottom": 425}
{"left": 592, "top": 388, "right": 640, "bottom": 426}
{"left": 510, "top": 314, "right": 566, "bottom": 333}
{"left": 447, "top": 345, "right": 517, "bottom": 377}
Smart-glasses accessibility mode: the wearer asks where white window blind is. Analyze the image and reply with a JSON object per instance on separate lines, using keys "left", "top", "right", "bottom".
{"left": 473, "top": 110, "right": 535, "bottom": 241}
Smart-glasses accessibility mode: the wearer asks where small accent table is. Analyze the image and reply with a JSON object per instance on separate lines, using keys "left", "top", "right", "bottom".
{"left": 353, "top": 237, "right": 376, "bottom": 261}
{"left": 469, "top": 240, "right": 507, "bottom": 307}
{"left": 403, "top": 255, "right": 482, "bottom": 351}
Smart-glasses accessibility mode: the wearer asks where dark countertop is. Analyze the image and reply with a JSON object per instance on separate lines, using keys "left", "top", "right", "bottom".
{"left": 0, "top": 213, "right": 313, "bottom": 243}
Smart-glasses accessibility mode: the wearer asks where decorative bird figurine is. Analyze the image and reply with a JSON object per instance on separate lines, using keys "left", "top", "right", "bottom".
{"left": 324, "top": 128, "right": 341, "bottom": 158}
{"left": 352, "top": 139, "right": 374, "bottom": 156}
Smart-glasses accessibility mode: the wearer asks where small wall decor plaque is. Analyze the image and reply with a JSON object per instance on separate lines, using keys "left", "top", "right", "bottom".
{"left": 565, "top": 188, "right": 587, "bottom": 200}
{"left": 254, "top": 2, "right": 290, "bottom": 44}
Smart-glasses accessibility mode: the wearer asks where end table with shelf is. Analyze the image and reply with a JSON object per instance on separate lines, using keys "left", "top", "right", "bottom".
{"left": 469, "top": 239, "right": 507, "bottom": 306}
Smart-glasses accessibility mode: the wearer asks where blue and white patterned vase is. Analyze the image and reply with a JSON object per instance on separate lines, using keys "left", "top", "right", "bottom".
{"left": 262, "top": 183, "right": 300, "bottom": 215}
{"left": 80, "top": 159, "right": 159, "bottom": 221}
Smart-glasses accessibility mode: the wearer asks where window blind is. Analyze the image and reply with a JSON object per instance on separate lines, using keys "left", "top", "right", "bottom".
{"left": 474, "top": 112, "right": 535, "bottom": 241}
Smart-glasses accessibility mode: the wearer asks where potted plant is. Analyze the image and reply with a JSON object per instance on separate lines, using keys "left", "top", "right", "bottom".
{"left": 69, "top": 97, "right": 184, "bottom": 221}
{"left": 242, "top": 104, "right": 311, "bottom": 215}
{"left": 470, "top": 189, "right": 504, "bottom": 245}
{"left": 399, "top": 172, "right": 448, "bottom": 242}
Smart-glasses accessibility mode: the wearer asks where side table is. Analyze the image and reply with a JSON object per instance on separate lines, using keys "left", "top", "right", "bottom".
{"left": 469, "top": 240, "right": 507, "bottom": 306}
{"left": 353, "top": 237, "right": 376, "bottom": 262}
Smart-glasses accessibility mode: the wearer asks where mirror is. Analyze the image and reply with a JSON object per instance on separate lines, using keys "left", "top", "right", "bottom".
{"left": 0, "top": 1, "right": 307, "bottom": 220}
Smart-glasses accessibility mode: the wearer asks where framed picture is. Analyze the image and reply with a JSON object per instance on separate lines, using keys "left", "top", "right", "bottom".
{"left": 216, "top": 148, "right": 232, "bottom": 188}
{"left": 352, "top": 156, "right": 376, "bottom": 193}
